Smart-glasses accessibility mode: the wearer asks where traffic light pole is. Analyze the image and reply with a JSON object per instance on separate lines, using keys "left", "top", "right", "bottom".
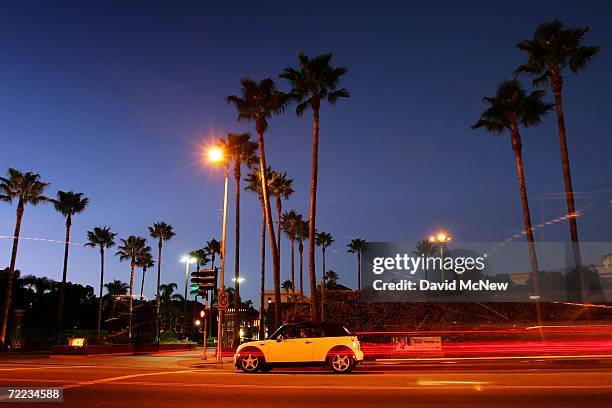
{"left": 202, "top": 298, "right": 208, "bottom": 360}
{"left": 217, "top": 166, "right": 229, "bottom": 363}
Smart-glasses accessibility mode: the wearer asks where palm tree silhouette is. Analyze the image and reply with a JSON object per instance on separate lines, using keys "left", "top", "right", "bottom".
{"left": 295, "top": 220, "right": 309, "bottom": 296}
{"left": 204, "top": 239, "right": 221, "bottom": 269}
{"left": 219, "top": 132, "right": 258, "bottom": 347}
{"left": 85, "top": 226, "right": 117, "bottom": 337}
{"left": 515, "top": 20, "right": 600, "bottom": 301}
{"left": 104, "top": 280, "right": 129, "bottom": 317}
{"left": 315, "top": 231, "right": 334, "bottom": 321}
{"left": 271, "top": 171, "right": 294, "bottom": 274}
{"left": 281, "top": 210, "right": 303, "bottom": 295}
{"left": 149, "top": 222, "right": 175, "bottom": 341}
{"left": 245, "top": 167, "right": 275, "bottom": 339}
{"left": 137, "top": 249, "right": 154, "bottom": 301}
{"left": 281, "top": 53, "right": 349, "bottom": 322}
{"left": 347, "top": 238, "right": 368, "bottom": 290}
{"left": 116, "top": 236, "right": 150, "bottom": 338}
{"left": 472, "top": 79, "right": 553, "bottom": 303}
{"left": 227, "top": 78, "right": 289, "bottom": 329}
{"left": 53, "top": 190, "right": 89, "bottom": 333}
{"left": 0, "top": 168, "right": 49, "bottom": 346}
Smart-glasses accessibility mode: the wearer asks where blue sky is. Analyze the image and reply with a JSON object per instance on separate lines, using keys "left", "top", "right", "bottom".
{"left": 1, "top": 1, "right": 610, "bottom": 306}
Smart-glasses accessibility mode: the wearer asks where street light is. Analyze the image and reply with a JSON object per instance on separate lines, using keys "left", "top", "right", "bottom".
{"left": 232, "top": 277, "right": 245, "bottom": 283}
{"left": 429, "top": 232, "right": 452, "bottom": 282}
{"left": 207, "top": 145, "right": 229, "bottom": 363}
{"left": 181, "top": 256, "right": 197, "bottom": 338}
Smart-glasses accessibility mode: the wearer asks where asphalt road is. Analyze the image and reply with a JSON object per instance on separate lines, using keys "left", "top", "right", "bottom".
{"left": 0, "top": 352, "right": 611, "bottom": 407}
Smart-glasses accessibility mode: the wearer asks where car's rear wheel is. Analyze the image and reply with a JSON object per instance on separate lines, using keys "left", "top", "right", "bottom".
{"left": 328, "top": 351, "right": 355, "bottom": 374}
{"left": 238, "top": 350, "right": 263, "bottom": 373}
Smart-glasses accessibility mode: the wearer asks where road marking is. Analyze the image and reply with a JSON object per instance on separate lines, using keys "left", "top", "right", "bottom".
{"left": 63, "top": 369, "right": 195, "bottom": 389}
{"left": 0, "top": 365, "right": 94, "bottom": 371}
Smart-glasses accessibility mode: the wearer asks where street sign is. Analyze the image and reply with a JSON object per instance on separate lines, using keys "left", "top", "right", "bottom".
{"left": 190, "top": 268, "right": 217, "bottom": 296}
{"left": 217, "top": 290, "right": 229, "bottom": 311}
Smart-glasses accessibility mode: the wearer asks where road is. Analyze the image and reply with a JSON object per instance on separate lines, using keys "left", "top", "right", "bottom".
{"left": 0, "top": 351, "right": 611, "bottom": 407}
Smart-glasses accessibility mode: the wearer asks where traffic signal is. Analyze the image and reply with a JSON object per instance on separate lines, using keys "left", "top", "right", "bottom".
{"left": 190, "top": 268, "right": 217, "bottom": 296}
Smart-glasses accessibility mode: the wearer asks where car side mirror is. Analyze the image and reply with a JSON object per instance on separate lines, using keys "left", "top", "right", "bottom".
{"left": 276, "top": 335, "right": 283, "bottom": 342}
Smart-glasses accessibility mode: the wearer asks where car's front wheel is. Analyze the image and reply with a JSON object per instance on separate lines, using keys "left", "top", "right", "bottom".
{"left": 328, "top": 351, "right": 355, "bottom": 374}
{"left": 238, "top": 350, "right": 263, "bottom": 373}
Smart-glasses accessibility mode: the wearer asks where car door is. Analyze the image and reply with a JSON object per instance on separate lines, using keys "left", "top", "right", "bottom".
{"left": 267, "top": 324, "right": 316, "bottom": 363}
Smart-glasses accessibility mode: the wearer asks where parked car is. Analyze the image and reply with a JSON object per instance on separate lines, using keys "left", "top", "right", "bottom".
{"left": 234, "top": 322, "right": 363, "bottom": 373}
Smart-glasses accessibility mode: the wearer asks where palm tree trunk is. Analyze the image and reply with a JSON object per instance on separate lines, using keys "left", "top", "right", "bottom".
{"left": 321, "top": 247, "right": 326, "bottom": 321}
{"left": 129, "top": 260, "right": 135, "bottom": 339}
{"left": 256, "top": 124, "right": 281, "bottom": 329}
{"left": 0, "top": 200, "right": 24, "bottom": 346}
{"left": 258, "top": 203, "right": 266, "bottom": 340}
{"left": 308, "top": 105, "right": 321, "bottom": 322}
{"left": 139, "top": 267, "right": 146, "bottom": 301}
{"left": 298, "top": 240, "right": 304, "bottom": 296}
{"left": 357, "top": 251, "right": 361, "bottom": 291}
{"left": 276, "top": 197, "right": 282, "bottom": 273}
{"left": 511, "top": 127, "right": 544, "bottom": 327}
{"left": 290, "top": 236, "right": 295, "bottom": 295}
{"left": 97, "top": 247, "right": 105, "bottom": 338}
{"left": 155, "top": 241, "right": 162, "bottom": 343}
{"left": 551, "top": 70, "right": 586, "bottom": 301}
{"left": 233, "top": 164, "right": 241, "bottom": 348}
{"left": 57, "top": 215, "right": 72, "bottom": 333}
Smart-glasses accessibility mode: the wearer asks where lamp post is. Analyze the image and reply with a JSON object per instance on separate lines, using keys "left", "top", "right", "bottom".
{"left": 207, "top": 146, "right": 229, "bottom": 363}
{"left": 181, "top": 256, "right": 196, "bottom": 338}
{"left": 429, "top": 232, "right": 452, "bottom": 282}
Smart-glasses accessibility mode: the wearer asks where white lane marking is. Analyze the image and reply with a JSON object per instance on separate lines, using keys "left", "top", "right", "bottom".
{"left": 0, "top": 365, "right": 94, "bottom": 371}
{"left": 63, "top": 369, "right": 195, "bottom": 389}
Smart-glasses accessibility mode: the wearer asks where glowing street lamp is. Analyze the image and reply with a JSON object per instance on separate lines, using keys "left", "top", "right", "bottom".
{"left": 429, "top": 231, "right": 452, "bottom": 282}
{"left": 206, "top": 145, "right": 229, "bottom": 363}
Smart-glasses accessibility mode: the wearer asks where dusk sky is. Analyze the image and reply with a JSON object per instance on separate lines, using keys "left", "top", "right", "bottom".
{"left": 1, "top": 1, "right": 610, "bottom": 306}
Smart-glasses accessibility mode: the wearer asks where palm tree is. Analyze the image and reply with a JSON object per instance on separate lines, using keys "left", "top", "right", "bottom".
{"left": 281, "top": 53, "right": 349, "bottom": 322}
{"left": 282, "top": 280, "right": 294, "bottom": 298}
{"left": 227, "top": 77, "right": 289, "bottom": 329}
{"left": 116, "top": 236, "right": 150, "bottom": 338}
{"left": 270, "top": 171, "right": 294, "bottom": 272}
{"left": 295, "top": 219, "right": 309, "bottom": 296}
{"left": 104, "top": 280, "right": 129, "bottom": 316}
{"left": 53, "top": 191, "right": 89, "bottom": 332}
{"left": 219, "top": 132, "right": 258, "bottom": 347}
{"left": 472, "top": 79, "right": 553, "bottom": 302}
{"left": 245, "top": 167, "right": 274, "bottom": 339}
{"left": 413, "top": 240, "right": 437, "bottom": 281}
{"left": 281, "top": 210, "right": 303, "bottom": 295}
{"left": 315, "top": 231, "right": 334, "bottom": 321}
{"left": 347, "top": 238, "right": 368, "bottom": 290}
{"left": 324, "top": 270, "right": 339, "bottom": 289}
{"left": 149, "top": 222, "right": 175, "bottom": 341}
{"left": 204, "top": 239, "right": 221, "bottom": 269}
{"left": 85, "top": 226, "right": 117, "bottom": 337}
{"left": 0, "top": 169, "right": 49, "bottom": 345}
{"left": 515, "top": 20, "right": 600, "bottom": 301}
{"left": 137, "top": 250, "right": 154, "bottom": 301}
{"left": 189, "top": 249, "right": 210, "bottom": 272}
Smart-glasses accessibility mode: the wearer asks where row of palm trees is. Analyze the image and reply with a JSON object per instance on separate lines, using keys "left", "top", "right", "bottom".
{"left": 224, "top": 52, "right": 350, "bottom": 328}
{"left": 472, "top": 20, "right": 599, "bottom": 302}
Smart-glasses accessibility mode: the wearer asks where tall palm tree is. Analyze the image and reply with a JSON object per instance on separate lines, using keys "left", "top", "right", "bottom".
{"left": 85, "top": 226, "right": 117, "bottom": 337}
{"left": 281, "top": 53, "right": 349, "bottom": 322}
{"left": 295, "top": 219, "right": 309, "bottom": 296}
{"left": 0, "top": 169, "right": 49, "bottom": 345}
{"left": 219, "top": 132, "right": 258, "bottom": 347}
{"left": 205, "top": 239, "right": 221, "bottom": 269}
{"left": 315, "top": 231, "right": 334, "bottom": 321}
{"left": 472, "top": 79, "right": 553, "bottom": 302}
{"left": 515, "top": 20, "right": 600, "bottom": 301}
{"left": 347, "top": 238, "right": 368, "bottom": 290}
{"left": 281, "top": 210, "right": 303, "bottom": 294}
{"left": 245, "top": 167, "right": 275, "bottom": 339}
{"left": 149, "top": 222, "right": 175, "bottom": 341}
{"left": 189, "top": 249, "right": 210, "bottom": 272}
{"left": 52, "top": 191, "right": 89, "bottom": 333}
{"left": 270, "top": 171, "right": 294, "bottom": 272}
{"left": 227, "top": 77, "right": 289, "bottom": 329}
{"left": 116, "top": 236, "right": 150, "bottom": 338}
{"left": 104, "top": 280, "right": 129, "bottom": 316}
{"left": 137, "top": 250, "right": 154, "bottom": 301}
